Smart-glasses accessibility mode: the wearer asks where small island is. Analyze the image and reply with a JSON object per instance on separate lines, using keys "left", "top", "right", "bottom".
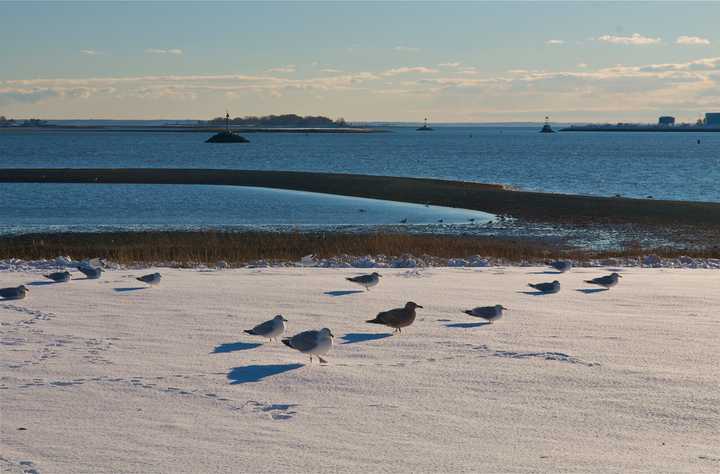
{"left": 416, "top": 117, "right": 433, "bottom": 131}
{"left": 205, "top": 112, "right": 250, "bottom": 143}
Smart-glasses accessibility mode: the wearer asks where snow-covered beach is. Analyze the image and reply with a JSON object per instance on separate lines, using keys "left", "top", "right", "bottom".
{"left": 1, "top": 266, "right": 719, "bottom": 473}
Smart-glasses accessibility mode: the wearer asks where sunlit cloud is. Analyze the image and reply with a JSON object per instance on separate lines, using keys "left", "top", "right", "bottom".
{"left": 80, "top": 49, "right": 105, "bottom": 56}
{"left": 595, "top": 33, "right": 661, "bottom": 45}
{"left": 438, "top": 62, "right": 462, "bottom": 68}
{"left": 382, "top": 66, "right": 438, "bottom": 76}
{"left": 545, "top": 39, "right": 565, "bottom": 45}
{"left": 676, "top": 35, "right": 710, "bottom": 46}
{"left": 267, "top": 65, "right": 296, "bottom": 73}
{"left": 144, "top": 48, "right": 183, "bottom": 55}
{"left": 3, "top": 55, "right": 720, "bottom": 120}
{"left": 394, "top": 46, "right": 420, "bottom": 52}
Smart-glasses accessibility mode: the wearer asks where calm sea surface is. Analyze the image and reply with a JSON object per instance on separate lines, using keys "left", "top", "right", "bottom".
{"left": 1, "top": 126, "right": 718, "bottom": 233}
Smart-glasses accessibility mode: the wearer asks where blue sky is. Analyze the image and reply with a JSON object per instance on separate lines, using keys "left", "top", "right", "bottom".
{"left": 2, "top": 1, "right": 719, "bottom": 122}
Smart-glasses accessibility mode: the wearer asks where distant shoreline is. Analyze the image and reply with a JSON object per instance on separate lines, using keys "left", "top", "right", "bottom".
{"left": 561, "top": 125, "right": 720, "bottom": 132}
{"left": 0, "top": 126, "right": 382, "bottom": 134}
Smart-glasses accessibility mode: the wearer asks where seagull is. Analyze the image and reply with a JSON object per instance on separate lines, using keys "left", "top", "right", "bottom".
{"left": 282, "top": 328, "right": 334, "bottom": 363}
{"left": 346, "top": 272, "right": 381, "bottom": 291}
{"left": 77, "top": 266, "right": 104, "bottom": 279}
{"left": 244, "top": 315, "right": 287, "bottom": 342}
{"left": 136, "top": 272, "right": 161, "bottom": 286}
{"left": 584, "top": 272, "right": 622, "bottom": 289}
{"left": 43, "top": 271, "right": 71, "bottom": 283}
{"left": 366, "top": 302, "right": 423, "bottom": 334}
{"left": 528, "top": 280, "right": 561, "bottom": 294}
{"left": 0, "top": 285, "right": 29, "bottom": 300}
{"left": 549, "top": 260, "right": 572, "bottom": 273}
{"left": 462, "top": 305, "right": 507, "bottom": 323}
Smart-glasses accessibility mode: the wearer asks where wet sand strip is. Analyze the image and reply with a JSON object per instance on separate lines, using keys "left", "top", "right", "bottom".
{"left": 2, "top": 168, "right": 720, "bottom": 226}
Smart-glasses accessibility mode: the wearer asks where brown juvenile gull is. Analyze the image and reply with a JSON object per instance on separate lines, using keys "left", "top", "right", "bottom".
{"left": 366, "top": 302, "right": 423, "bottom": 333}
{"left": 585, "top": 272, "right": 622, "bottom": 289}
{"left": 282, "top": 328, "right": 334, "bottom": 363}
{"left": 346, "top": 272, "right": 381, "bottom": 291}
{"left": 462, "top": 305, "right": 507, "bottom": 323}
{"left": 0, "top": 285, "right": 29, "bottom": 300}
{"left": 244, "top": 315, "right": 287, "bottom": 342}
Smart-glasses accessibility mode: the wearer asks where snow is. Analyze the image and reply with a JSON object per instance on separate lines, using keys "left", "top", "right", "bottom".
{"left": 1, "top": 266, "right": 719, "bottom": 473}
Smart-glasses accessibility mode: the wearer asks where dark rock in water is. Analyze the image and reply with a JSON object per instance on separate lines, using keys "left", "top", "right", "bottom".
{"left": 206, "top": 131, "right": 249, "bottom": 143}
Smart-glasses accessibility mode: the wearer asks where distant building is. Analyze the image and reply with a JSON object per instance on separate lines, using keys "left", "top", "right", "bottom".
{"left": 705, "top": 113, "right": 720, "bottom": 127}
{"left": 658, "top": 116, "right": 675, "bottom": 126}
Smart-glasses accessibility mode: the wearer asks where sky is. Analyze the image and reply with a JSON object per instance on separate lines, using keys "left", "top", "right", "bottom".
{"left": 1, "top": 1, "right": 720, "bottom": 122}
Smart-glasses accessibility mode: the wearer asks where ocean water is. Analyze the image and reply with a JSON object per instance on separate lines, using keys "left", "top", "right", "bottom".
{"left": 1, "top": 126, "right": 719, "bottom": 233}
{"left": 2, "top": 126, "right": 720, "bottom": 201}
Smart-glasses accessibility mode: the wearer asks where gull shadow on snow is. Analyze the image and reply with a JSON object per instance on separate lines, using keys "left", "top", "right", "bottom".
{"left": 518, "top": 290, "right": 554, "bottom": 296}
{"left": 28, "top": 281, "right": 56, "bottom": 286}
{"left": 113, "top": 287, "right": 147, "bottom": 292}
{"left": 577, "top": 288, "right": 609, "bottom": 294}
{"left": 527, "top": 270, "right": 563, "bottom": 275}
{"left": 341, "top": 332, "right": 393, "bottom": 344}
{"left": 212, "top": 341, "right": 262, "bottom": 353}
{"left": 227, "top": 364, "right": 303, "bottom": 384}
{"left": 324, "top": 290, "right": 364, "bottom": 297}
{"left": 445, "top": 322, "right": 491, "bottom": 329}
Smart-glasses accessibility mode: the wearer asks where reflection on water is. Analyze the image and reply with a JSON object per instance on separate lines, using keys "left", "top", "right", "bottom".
{"left": 0, "top": 183, "right": 493, "bottom": 234}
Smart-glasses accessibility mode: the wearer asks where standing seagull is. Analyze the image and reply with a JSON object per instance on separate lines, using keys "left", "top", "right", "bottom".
{"left": 282, "top": 328, "right": 334, "bottom": 363}
{"left": 549, "top": 260, "right": 572, "bottom": 273}
{"left": 528, "top": 280, "right": 561, "bottom": 294}
{"left": 244, "top": 315, "right": 287, "bottom": 342}
{"left": 366, "top": 301, "right": 423, "bottom": 334}
{"left": 346, "top": 272, "right": 381, "bottom": 291}
{"left": 0, "top": 285, "right": 29, "bottom": 300}
{"left": 585, "top": 272, "right": 622, "bottom": 289}
{"left": 462, "top": 305, "right": 507, "bottom": 323}
{"left": 77, "top": 266, "right": 104, "bottom": 279}
{"left": 136, "top": 272, "right": 161, "bottom": 286}
{"left": 44, "top": 271, "right": 71, "bottom": 283}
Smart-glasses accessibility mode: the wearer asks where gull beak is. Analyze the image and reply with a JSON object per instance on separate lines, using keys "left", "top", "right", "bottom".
{"left": 417, "top": 304, "right": 424, "bottom": 309}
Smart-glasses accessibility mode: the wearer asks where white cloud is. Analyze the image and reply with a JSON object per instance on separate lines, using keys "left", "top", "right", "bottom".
{"left": 545, "top": 39, "right": 565, "bottom": 45}
{"left": 382, "top": 66, "right": 438, "bottom": 76}
{"left": 144, "top": 48, "right": 183, "bottom": 55}
{"left": 676, "top": 35, "right": 710, "bottom": 46}
{"left": 267, "top": 65, "right": 296, "bottom": 73}
{"left": 577, "top": 63, "right": 589, "bottom": 68}
{"left": 320, "top": 68, "right": 343, "bottom": 73}
{"left": 80, "top": 50, "right": 104, "bottom": 56}
{"left": 438, "top": 62, "right": 462, "bottom": 68}
{"left": 394, "top": 46, "right": 419, "bottom": 52}
{"left": 596, "top": 33, "right": 661, "bottom": 45}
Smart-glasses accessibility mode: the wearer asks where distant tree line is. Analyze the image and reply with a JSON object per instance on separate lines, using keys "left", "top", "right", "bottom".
{"left": 204, "top": 114, "right": 349, "bottom": 127}
{"left": 0, "top": 116, "right": 17, "bottom": 126}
